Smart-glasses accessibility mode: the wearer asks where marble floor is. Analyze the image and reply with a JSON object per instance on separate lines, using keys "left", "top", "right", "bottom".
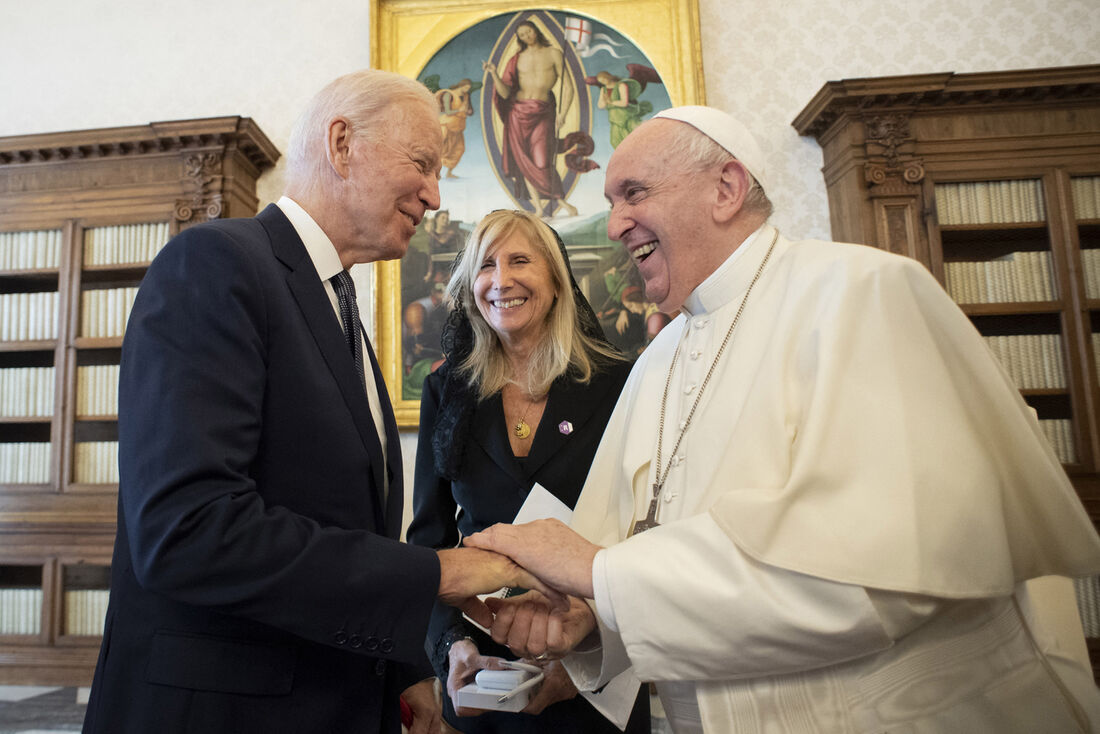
{"left": 0, "top": 686, "right": 86, "bottom": 734}
{"left": 0, "top": 685, "right": 672, "bottom": 733}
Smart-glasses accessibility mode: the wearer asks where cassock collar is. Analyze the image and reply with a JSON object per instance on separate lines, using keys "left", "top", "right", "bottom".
{"left": 682, "top": 224, "right": 770, "bottom": 317}
{"left": 275, "top": 195, "right": 344, "bottom": 281}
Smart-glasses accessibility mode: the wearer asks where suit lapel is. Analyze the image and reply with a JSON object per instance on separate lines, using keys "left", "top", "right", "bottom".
{"left": 364, "top": 333, "right": 403, "bottom": 538}
{"left": 472, "top": 392, "right": 528, "bottom": 487}
{"left": 523, "top": 372, "right": 614, "bottom": 476}
{"left": 258, "top": 206, "right": 388, "bottom": 515}
{"left": 468, "top": 371, "right": 616, "bottom": 484}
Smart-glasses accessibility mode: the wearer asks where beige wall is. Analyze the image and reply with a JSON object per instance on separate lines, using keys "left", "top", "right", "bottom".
{"left": 3, "top": 0, "right": 1098, "bottom": 644}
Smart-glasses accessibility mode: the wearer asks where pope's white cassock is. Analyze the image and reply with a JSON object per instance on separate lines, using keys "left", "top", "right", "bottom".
{"left": 564, "top": 224, "right": 1100, "bottom": 733}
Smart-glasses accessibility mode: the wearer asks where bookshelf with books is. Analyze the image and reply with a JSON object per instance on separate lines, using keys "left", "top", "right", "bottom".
{"left": 0, "top": 118, "right": 278, "bottom": 684}
{"left": 794, "top": 64, "right": 1100, "bottom": 674}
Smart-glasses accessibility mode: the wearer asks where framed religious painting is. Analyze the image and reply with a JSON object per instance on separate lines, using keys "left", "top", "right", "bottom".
{"left": 371, "top": 0, "right": 704, "bottom": 425}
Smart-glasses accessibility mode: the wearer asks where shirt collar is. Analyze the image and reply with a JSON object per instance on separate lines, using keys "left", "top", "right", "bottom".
{"left": 682, "top": 225, "right": 769, "bottom": 317}
{"left": 275, "top": 195, "right": 344, "bottom": 281}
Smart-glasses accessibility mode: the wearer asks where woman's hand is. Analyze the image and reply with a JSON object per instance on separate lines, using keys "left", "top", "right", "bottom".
{"left": 447, "top": 638, "right": 509, "bottom": 717}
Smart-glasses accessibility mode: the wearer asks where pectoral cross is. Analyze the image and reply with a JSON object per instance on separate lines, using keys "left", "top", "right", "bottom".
{"left": 629, "top": 488, "right": 662, "bottom": 536}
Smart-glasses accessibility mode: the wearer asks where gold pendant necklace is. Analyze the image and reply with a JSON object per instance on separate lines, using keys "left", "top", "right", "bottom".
{"left": 514, "top": 417, "right": 531, "bottom": 439}
{"left": 513, "top": 392, "right": 535, "bottom": 439}
{"left": 630, "top": 230, "right": 779, "bottom": 536}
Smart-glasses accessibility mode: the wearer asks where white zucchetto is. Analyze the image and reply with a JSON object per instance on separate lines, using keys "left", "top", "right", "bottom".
{"left": 654, "top": 106, "right": 767, "bottom": 192}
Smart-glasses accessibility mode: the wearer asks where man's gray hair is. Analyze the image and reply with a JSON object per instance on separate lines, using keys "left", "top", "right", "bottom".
{"left": 663, "top": 122, "right": 774, "bottom": 220}
{"left": 285, "top": 69, "right": 436, "bottom": 190}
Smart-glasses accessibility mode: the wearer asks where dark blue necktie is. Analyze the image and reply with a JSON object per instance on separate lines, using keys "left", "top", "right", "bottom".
{"left": 330, "top": 270, "right": 365, "bottom": 390}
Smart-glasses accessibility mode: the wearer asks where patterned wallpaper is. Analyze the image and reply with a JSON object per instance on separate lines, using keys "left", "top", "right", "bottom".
{"left": 3, "top": 0, "right": 1098, "bottom": 241}
{"left": 697, "top": 0, "right": 1100, "bottom": 241}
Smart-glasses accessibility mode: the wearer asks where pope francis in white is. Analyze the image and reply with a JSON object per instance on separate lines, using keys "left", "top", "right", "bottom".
{"left": 466, "top": 106, "right": 1100, "bottom": 733}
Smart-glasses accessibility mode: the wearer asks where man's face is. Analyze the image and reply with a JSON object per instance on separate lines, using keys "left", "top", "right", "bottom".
{"left": 342, "top": 104, "right": 442, "bottom": 263}
{"left": 516, "top": 24, "right": 537, "bottom": 46}
{"left": 604, "top": 121, "right": 713, "bottom": 313}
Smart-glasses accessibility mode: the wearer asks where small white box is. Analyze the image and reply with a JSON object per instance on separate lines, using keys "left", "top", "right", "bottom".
{"left": 456, "top": 683, "right": 531, "bottom": 712}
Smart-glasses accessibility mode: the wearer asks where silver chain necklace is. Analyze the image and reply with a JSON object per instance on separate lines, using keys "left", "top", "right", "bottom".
{"left": 630, "top": 230, "right": 779, "bottom": 536}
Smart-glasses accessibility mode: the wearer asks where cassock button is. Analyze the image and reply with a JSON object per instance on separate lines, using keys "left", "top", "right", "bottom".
{"left": 558, "top": 420, "right": 573, "bottom": 435}
{"left": 684, "top": 383, "right": 697, "bottom": 394}
{"left": 694, "top": 319, "right": 709, "bottom": 329}
{"left": 678, "top": 420, "right": 687, "bottom": 430}
{"left": 689, "top": 350, "right": 702, "bottom": 360}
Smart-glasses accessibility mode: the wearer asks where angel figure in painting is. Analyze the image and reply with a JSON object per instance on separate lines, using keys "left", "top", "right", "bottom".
{"left": 590, "top": 65, "right": 663, "bottom": 148}
{"left": 422, "top": 75, "right": 482, "bottom": 179}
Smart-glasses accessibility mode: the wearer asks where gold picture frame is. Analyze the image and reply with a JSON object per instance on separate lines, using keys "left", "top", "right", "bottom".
{"left": 372, "top": 0, "right": 704, "bottom": 425}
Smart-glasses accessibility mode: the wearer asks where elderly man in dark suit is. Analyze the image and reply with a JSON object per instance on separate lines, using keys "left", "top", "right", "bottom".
{"left": 82, "top": 69, "right": 547, "bottom": 734}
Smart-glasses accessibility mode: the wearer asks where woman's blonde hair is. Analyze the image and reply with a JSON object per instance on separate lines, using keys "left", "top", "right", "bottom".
{"left": 446, "top": 210, "right": 621, "bottom": 399}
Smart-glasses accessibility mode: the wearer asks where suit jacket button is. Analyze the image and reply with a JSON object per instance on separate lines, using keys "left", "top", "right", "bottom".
{"left": 334, "top": 630, "right": 348, "bottom": 645}
{"left": 365, "top": 636, "right": 380, "bottom": 652}
{"left": 349, "top": 634, "right": 363, "bottom": 649}
{"left": 375, "top": 659, "right": 386, "bottom": 676}
{"left": 380, "top": 638, "right": 394, "bottom": 654}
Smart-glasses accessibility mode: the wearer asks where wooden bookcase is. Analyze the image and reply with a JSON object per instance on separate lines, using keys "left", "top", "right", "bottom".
{"left": 0, "top": 118, "right": 279, "bottom": 685}
{"left": 793, "top": 63, "right": 1100, "bottom": 673}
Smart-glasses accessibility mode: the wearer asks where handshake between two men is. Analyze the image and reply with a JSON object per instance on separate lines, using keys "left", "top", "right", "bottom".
{"left": 435, "top": 519, "right": 602, "bottom": 716}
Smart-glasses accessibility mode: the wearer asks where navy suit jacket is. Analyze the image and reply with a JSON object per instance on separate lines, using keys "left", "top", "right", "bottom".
{"left": 84, "top": 205, "right": 439, "bottom": 734}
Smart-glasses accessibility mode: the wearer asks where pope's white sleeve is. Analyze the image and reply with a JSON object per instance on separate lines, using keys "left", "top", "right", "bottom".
{"left": 563, "top": 549, "right": 633, "bottom": 691}
{"left": 597, "top": 512, "right": 899, "bottom": 682}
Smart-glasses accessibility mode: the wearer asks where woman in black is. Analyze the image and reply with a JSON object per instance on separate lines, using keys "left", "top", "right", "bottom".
{"left": 407, "top": 210, "right": 648, "bottom": 733}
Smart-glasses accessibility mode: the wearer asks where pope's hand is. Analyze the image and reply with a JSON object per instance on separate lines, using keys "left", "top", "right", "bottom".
{"left": 465, "top": 519, "right": 600, "bottom": 599}
{"left": 485, "top": 592, "right": 598, "bottom": 661}
{"left": 522, "top": 660, "right": 579, "bottom": 715}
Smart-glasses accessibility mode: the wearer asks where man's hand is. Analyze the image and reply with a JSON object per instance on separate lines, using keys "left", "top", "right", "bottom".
{"left": 522, "top": 660, "right": 578, "bottom": 715}
{"left": 464, "top": 519, "right": 600, "bottom": 599}
{"left": 484, "top": 592, "right": 598, "bottom": 661}
{"left": 446, "top": 639, "right": 510, "bottom": 717}
{"left": 401, "top": 678, "right": 441, "bottom": 734}
{"left": 437, "top": 547, "right": 567, "bottom": 628}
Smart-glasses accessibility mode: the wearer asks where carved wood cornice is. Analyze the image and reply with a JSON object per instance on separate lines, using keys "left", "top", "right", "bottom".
{"left": 793, "top": 64, "right": 1100, "bottom": 140}
{"left": 0, "top": 116, "right": 280, "bottom": 172}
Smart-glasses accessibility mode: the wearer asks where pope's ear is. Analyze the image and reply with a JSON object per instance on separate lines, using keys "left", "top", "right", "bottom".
{"left": 325, "top": 117, "right": 353, "bottom": 180}
{"left": 713, "top": 159, "right": 752, "bottom": 223}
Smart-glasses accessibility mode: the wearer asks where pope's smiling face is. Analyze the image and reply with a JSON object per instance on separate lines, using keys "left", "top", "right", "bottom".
{"left": 604, "top": 120, "right": 716, "bottom": 313}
